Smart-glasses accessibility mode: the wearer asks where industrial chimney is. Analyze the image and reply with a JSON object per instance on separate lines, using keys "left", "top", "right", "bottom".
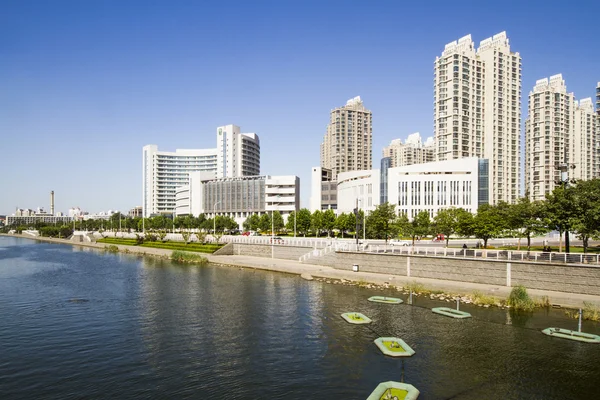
{"left": 50, "top": 191, "right": 55, "bottom": 216}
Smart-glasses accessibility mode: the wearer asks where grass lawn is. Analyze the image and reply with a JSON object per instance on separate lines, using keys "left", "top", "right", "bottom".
{"left": 98, "top": 238, "right": 224, "bottom": 254}
{"left": 382, "top": 341, "right": 406, "bottom": 352}
{"left": 380, "top": 388, "right": 408, "bottom": 400}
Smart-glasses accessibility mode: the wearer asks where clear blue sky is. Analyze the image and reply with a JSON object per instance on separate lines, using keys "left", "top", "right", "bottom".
{"left": 1, "top": 0, "right": 599, "bottom": 215}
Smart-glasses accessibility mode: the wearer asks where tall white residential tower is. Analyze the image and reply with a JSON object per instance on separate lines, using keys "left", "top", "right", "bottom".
{"left": 434, "top": 32, "right": 521, "bottom": 204}
{"left": 525, "top": 75, "right": 598, "bottom": 201}
{"left": 216, "top": 124, "right": 260, "bottom": 178}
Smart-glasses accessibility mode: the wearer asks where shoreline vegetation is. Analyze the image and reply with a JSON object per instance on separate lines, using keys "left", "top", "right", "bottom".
{"left": 97, "top": 237, "right": 223, "bottom": 253}
{"left": 2, "top": 233, "right": 598, "bottom": 317}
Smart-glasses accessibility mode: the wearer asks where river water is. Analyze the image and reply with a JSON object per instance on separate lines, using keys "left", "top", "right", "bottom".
{"left": 1, "top": 236, "right": 599, "bottom": 399}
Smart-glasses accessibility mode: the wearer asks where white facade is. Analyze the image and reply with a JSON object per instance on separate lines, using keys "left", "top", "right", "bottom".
{"left": 143, "top": 125, "right": 260, "bottom": 217}
{"left": 321, "top": 96, "right": 373, "bottom": 178}
{"left": 309, "top": 166, "right": 337, "bottom": 212}
{"left": 388, "top": 158, "right": 486, "bottom": 219}
{"left": 216, "top": 125, "right": 260, "bottom": 178}
{"left": 336, "top": 169, "right": 381, "bottom": 215}
{"left": 175, "top": 174, "right": 300, "bottom": 229}
{"left": 434, "top": 32, "right": 521, "bottom": 204}
{"left": 382, "top": 133, "right": 435, "bottom": 168}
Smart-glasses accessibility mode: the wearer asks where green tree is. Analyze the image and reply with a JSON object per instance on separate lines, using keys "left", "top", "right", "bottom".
{"left": 296, "top": 208, "right": 312, "bottom": 236}
{"left": 259, "top": 213, "right": 272, "bottom": 233}
{"left": 569, "top": 179, "right": 600, "bottom": 253}
{"left": 433, "top": 207, "right": 471, "bottom": 247}
{"left": 406, "top": 210, "right": 431, "bottom": 245}
{"left": 334, "top": 213, "right": 348, "bottom": 237}
{"left": 322, "top": 209, "right": 336, "bottom": 237}
{"left": 471, "top": 204, "right": 506, "bottom": 248}
{"left": 544, "top": 185, "right": 575, "bottom": 252}
{"left": 311, "top": 210, "right": 324, "bottom": 236}
{"left": 285, "top": 211, "right": 296, "bottom": 233}
{"left": 365, "top": 203, "right": 398, "bottom": 241}
{"left": 272, "top": 211, "right": 284, "bottom": 234}
{"left": 508, "top": 196, "right": 549, "bottom": 250}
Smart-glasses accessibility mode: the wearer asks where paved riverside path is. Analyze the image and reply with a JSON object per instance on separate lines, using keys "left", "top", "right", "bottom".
{"left": 2, "top": 234, "right": 599, "bottom": 309}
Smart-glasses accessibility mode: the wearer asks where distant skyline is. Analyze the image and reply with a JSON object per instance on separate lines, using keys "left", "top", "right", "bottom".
{"left": 2, "top": 0, "right": 599, "bottom": 214}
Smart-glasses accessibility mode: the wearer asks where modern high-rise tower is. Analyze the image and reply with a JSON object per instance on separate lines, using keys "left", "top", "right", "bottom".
{"left": 434, "top": 32, "right": 521, "bottom": 204}
{"left": 320, "top": 96, "right": 372, "bottom": 178}
{"left": 524, "top": 75, "right": 598, "bottom": 201}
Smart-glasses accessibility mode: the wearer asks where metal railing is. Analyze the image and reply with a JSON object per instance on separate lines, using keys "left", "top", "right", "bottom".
{"left": 363, "top": 245, "right": 600, "bottom": 266}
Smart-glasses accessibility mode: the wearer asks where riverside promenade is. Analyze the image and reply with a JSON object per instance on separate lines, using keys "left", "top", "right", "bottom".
{"left": 3, "top": 233, "right": 600, "bottom": 309}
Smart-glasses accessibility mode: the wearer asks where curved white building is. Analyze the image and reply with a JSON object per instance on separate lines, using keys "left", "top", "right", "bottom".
{"left": 336, "top": 169, "right": 381, "bottom": 214}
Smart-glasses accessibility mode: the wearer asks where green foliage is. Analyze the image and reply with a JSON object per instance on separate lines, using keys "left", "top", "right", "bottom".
{"left": 295, "top": 208, "right": 312, "bottom": 236}
{"left": 365, "top": 202, "right": 399, "bottom": 240}
{"left": 98, "top": 237, "right": 223, "bottom": 253}
{"left": 471, "top": 204, "right": 506, "bottom": 248}
{"left": 471, "top": 290, "right": 498, "bottom": 306}
{"left": 507, "top": 197, "right": 549, "bottom": 250}
{"left": 244, "top": 214, "right": 261, "bottom": 232}
{"left": 405, "top": 210, "right": 431, "bottom": 244}
{"left": 433, "top": 207, "right": 470, "bottom": 247}
{"left": 322, "top": 209, "right": 336, "bottom": 236}
{"left": 583, "top": 302, "right": 600, "bottom": 321}
{"left": 311, "top": 210, "right": 323, "bottom": 235}
{"left": 259, "top": 213, "right": 271, "bottom": 233}
{"left": 272, "top": 211, "right": 284, "bottom": 233}
{"left": 105, "top": 245, "right": 119, "bottom": 253}
{"left": 507, "top": 285, "right": 535, "bottom": 311}
{"left": 171, "top": 250, "right": 208, "bottom": 264}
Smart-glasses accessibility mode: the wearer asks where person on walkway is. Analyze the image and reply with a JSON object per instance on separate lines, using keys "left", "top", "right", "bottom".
{"left": 462, "top": 243, "right": 467, "bottom": 249}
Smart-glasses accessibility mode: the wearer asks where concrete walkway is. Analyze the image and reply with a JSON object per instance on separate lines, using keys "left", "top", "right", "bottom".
{"left": 3, "top": 234, "right": 599, "bottom": 309}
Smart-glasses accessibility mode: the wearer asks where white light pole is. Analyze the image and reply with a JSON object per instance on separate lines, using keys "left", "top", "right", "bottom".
{"left": 271, "top": 209, "right": 274, "bottom": 259}
{"left": 294, "top": 210, "right": 297, "bottom": 238}
{"left": 213, "top": 201, "right": 222, "bottom": 242}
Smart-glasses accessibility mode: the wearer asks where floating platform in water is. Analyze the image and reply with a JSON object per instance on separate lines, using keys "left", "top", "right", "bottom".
{"left": 374, "top": 337, "right": 415, "bottom": 357}
{"left": 542, "top": 328, "right": 600, "bottom": 343}
{"left": 367, "top": 381, "right": 420, "bottom": 400}
{"left": 432, "top": 307, "right": 472, "bottom": 319}
{"left": 368, "top": 296, "right": 403, "bottom": 304}
{"left": 341, "top": 312, "right": 372, "bottom": 324}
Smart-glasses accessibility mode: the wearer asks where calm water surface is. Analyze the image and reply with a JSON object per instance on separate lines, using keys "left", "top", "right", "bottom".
{"left": 0, "top": 236, "right": 599, "bottom": 399}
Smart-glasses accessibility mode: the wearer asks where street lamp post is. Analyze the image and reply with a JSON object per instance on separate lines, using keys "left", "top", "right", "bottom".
{"left": 294, "top": 210, "right": 297, "bottom": 238}
{"left": 213, "top": 201, "right": 222, "bottom": 242}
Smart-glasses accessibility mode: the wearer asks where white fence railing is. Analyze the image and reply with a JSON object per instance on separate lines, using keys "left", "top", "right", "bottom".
{"left": 363, "top": 245, "right": 600, "bottom": 266}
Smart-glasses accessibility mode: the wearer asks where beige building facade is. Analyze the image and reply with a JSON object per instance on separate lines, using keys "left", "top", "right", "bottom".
{"left": 320, "top": 96, "right": 372, "bottom": 179}
{"left": 382, "top": 133, "right": 434, "bottom": 168}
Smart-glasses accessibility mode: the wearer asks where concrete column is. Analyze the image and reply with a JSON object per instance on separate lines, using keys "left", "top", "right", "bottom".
{"left": 407, "top": 256, "right": 411, "bottom": 277}
{"left": 506, "top": 262, "right": 512, "bottom": 287}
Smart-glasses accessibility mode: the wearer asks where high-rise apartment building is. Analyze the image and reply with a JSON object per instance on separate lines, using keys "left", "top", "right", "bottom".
{"left": 596, "top": 82, "right": 600, "bottom": 116}
{"left": 434, "top": 32, "right": 521, "bottom": 204}
{"left": 320, "top": 96, "right": 372, "bottom": 178}
{"left": 217, "top": 124, "right": 260, "bottom": 178}
{"left": 382, "top": 133, "right": 435, "bottom": 168}
{"left": 525, "top": 75, "right": 598, "bottom": 201}
{"left": 143, "top": 125, "right": 260, "bottom": 216}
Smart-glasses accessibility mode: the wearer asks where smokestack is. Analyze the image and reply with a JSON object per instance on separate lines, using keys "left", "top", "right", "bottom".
{"left": 50, "top": 191, "right": 55, "bottom": 216}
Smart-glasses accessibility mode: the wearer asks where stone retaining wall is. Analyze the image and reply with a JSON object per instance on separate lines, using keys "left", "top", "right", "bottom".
{"left": 230, "top": 243, "right": 600, "bottom": 296}
{"left": 232, "top": 243, "right": 313, "bottom": 261}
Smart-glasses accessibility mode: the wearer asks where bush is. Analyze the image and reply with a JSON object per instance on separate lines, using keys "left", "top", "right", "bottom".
{"left": 171, "top": 250, "right": 208, "bottom": 265}
{"left": 105, "top": 245, "right": 119, "bottom": 253}
{"left": 472, "top": 290, "right": 497, "bottom": 306}
{"left": 507, "top": 285, "right": 535, "bottom": 311}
